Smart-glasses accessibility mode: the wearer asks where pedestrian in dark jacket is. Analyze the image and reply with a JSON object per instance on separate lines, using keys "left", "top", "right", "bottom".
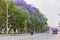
{"left": 30, "top": 28, "right": 34, "bottom": 35}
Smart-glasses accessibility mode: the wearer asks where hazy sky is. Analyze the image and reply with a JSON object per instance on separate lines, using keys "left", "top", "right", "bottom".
{"left": 25, "top": 0, "right": 60, "bottom": 26}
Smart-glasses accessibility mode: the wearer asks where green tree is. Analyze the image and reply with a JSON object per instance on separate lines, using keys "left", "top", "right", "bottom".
{"left": 0, "top": 0, "right": 7, "bottom": 33}
{"left": 8, "top": 2, "right": 30, "bottom": 33}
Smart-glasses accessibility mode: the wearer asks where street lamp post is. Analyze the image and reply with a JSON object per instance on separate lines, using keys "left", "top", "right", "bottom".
{"left": 5, "top": 0, "right": 8, "bottom": 34}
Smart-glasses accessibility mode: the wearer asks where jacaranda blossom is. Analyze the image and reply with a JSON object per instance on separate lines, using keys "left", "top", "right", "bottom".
{"left": 13, "top": 0, "right": 35, "bottom": 15}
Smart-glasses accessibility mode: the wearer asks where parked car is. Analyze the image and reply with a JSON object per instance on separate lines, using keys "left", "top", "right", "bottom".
{"left": 52, "top": 28, "right": 58, "bottom": 34}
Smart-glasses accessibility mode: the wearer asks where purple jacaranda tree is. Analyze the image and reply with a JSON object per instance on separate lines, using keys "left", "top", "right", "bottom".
{"left": 13, "top": 0, "right": 45, "bottom": 19}
{"left": 14, "top": 0, "right": 26, "bottom": 5}
{"left": 13, "top": 0, "right": 35, "bottom": 16}
{"left": 13, "top": 0, "right": 48, "bottom": 32}
{"left": 13, "top": 0, "right": 47, "bottom": 24}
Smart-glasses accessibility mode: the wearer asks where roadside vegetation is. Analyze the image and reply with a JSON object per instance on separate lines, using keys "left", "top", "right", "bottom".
{"left": 0, "top": 0, "right": 48, "bottom": 34}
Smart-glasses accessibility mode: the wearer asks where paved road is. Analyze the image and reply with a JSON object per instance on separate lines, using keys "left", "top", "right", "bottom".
{"left": 0, "top": 32, "right": 60, "bottom": 40}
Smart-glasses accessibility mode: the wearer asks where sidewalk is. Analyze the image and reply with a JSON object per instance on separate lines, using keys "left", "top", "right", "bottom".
{"left": 0, "top": 32, "right": 48, "bottom": 37}
{"left": 0, "top": 33, "right": 37, "bottom": 40}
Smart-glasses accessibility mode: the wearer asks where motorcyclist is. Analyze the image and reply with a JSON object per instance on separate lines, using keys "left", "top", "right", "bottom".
{"left": 30, "top": 28, "right": 34, "bottom": 35}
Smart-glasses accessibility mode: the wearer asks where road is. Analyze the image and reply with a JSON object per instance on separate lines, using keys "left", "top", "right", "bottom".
{"left": 0, "top": 32, "right": 60, "bottom": 40}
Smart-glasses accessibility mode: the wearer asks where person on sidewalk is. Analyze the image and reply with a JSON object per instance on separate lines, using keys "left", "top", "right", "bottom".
{"left": 29, "top": 28, "right": 34, "bottom": 35}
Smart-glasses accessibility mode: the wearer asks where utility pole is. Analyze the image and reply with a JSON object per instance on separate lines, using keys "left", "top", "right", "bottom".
{"left": 5, "top": 0, "right": 8, "bottom": 34}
